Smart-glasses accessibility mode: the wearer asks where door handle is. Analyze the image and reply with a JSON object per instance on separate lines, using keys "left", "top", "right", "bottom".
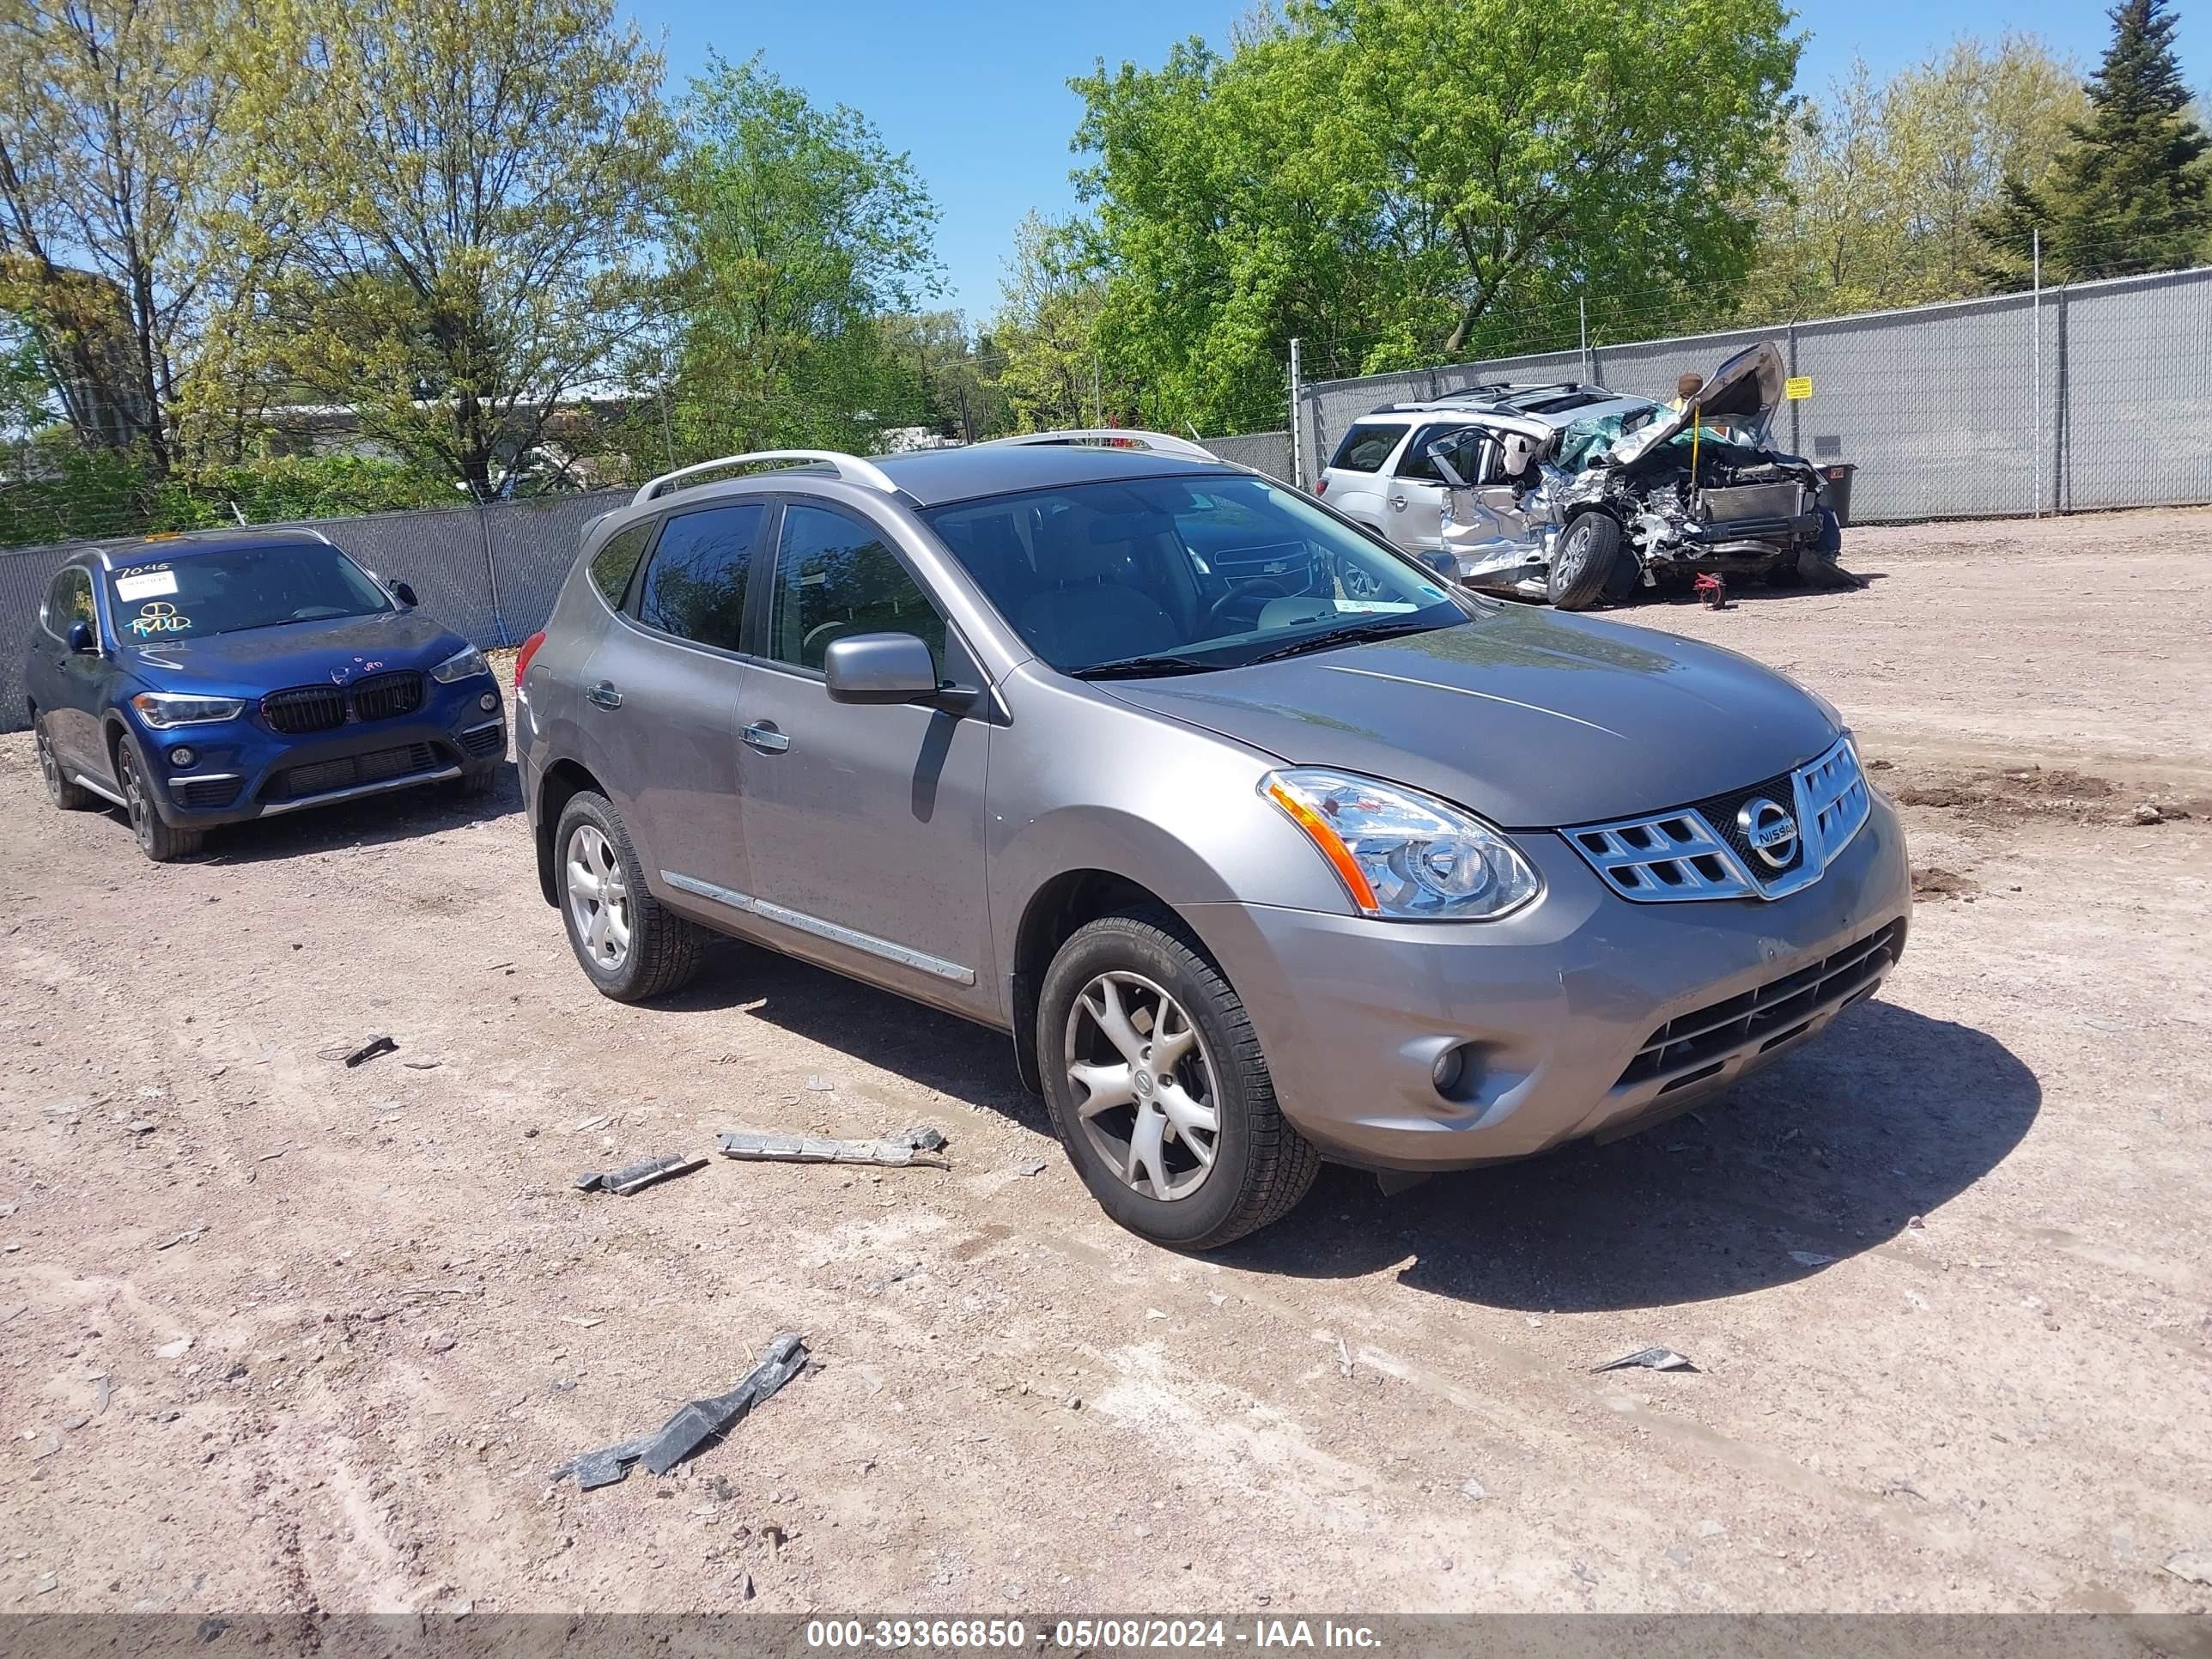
{"left": 587, "top": 682, "right": 622, "bottom": 709}
{"left": 741, "top": 722, "right": 790, "bottom": 753}
{"left": 1389, "top": 495, "right": 1408, "bottom": 509}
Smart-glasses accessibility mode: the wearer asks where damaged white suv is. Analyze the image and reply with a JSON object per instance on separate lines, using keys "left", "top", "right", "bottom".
{"left": 1318, "top": 343, "right": 1849, "bottom": 610}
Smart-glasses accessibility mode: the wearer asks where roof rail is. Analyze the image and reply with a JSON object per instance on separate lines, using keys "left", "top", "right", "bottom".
{"left": 631, "top": 449, "right": 899, "bottom": 507}
{"left": 981, "top": 428, "right": 1220, "bottom": 463}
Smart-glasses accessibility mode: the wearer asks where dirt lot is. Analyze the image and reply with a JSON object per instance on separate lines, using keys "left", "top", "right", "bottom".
{"left": 3, "top": 507, "right": 2209, "bottom": 1616}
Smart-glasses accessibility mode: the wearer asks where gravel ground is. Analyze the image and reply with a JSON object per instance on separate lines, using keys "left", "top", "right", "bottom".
{"left": 2, "top": 507, "right": 2209, "bottom": 1616}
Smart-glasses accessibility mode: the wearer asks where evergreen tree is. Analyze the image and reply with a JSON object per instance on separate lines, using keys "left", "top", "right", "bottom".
{"left": 1978, "top": 0, "right": 2212, "bottom": 283}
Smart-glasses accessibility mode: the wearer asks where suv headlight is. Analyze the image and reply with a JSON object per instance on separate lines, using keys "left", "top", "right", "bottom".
{"left": 431, "top": 645, "right": 489, "bottom": 684}
{"left": 1261, "top": 768, "right": 1541, "bottom": 921}
{"left": 130, "top": 690, "right": 246, "bottom": 728}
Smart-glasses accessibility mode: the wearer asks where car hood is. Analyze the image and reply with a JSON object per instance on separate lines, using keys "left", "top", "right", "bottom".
{"left": 120, "top": 608, "right": 467, "bottom": 690}
{"left": 1608, "top": 342, "right": 1786, "bottom": 468}
{"left": 1096, "top": 605, "right": 1839, "bottom": 827}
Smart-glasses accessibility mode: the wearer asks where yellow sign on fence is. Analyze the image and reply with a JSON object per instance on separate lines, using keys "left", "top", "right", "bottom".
{"left": 1784, "top": 374, "right": 1814, "bottom": 401}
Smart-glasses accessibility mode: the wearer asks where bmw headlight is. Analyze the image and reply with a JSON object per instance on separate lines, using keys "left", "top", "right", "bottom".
{"left": 130, "top": 690, "right": 245, "bottom": 729}
{"left": 431, "top": 645, "right": 489, "bottom": 684}
{"left": 1261, "top": 768, "right": 1541, "bottom": 921}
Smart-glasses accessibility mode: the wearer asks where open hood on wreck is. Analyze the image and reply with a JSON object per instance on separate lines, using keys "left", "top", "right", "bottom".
{"left": 1607, "top": 342, "right": 1786, "bottom": 468}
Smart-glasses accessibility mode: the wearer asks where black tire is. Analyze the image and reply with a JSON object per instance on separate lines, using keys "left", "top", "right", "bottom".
{"left": 34, "top": 716, "right": 98, "bottom": 811}
{"left": 553, "top": 789, "right": 706, "bottom": 1002}
{"left": 1547, "top": 514, "right": 1625, "bottom": 611}
{"left": 1037, "top": 909, "right": 1319, "bottom": 1251}
{"left": 115, "top": 739, "right": 204, "bottom": 863}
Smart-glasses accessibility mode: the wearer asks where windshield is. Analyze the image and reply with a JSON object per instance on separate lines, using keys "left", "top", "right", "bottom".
{"left": 920, "top": 474, "right": 1468, "bottom": 676}
{"left": 106, "top": 544, "right": 394, "bottom": 642}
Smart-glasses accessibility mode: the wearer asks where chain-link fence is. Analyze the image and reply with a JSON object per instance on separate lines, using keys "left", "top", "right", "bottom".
{"left": 1198, "top": 429, "right": 1294, "bottom": 483}
{"left": 1291, "top": 264, "right": 2212, "bottom": 523}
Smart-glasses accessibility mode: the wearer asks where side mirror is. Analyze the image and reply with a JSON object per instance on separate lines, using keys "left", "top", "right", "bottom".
{"left": 67, "top": 619, "right": 95, "bottom": 654}
{"left": 823, "top": 633, "right": 939, "bottom": 705}
{"left": 391, "top": 580, "right": 420, "bottom": 608}
{"left": 1422, "top": 437, "right": 1469, "bottom": 489}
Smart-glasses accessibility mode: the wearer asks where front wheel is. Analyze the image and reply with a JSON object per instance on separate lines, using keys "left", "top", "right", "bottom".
{"left": 1038, "top": 911, "right": 1318, "bottom": 1251}
{"left": 1547, "top": 514, "right": 1626, "bottom": 610}
{"left": 554, "top": 790, "right": 707, "bottom": 1002}
{"left": 116, "top": 741, "right": 204, "bottom": 862}
{"left": 35, "top": 717, "right": 98, "bottom": 811}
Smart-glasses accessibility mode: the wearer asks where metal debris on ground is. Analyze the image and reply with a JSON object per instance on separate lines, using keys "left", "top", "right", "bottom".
{"left": 2166, "top": 1550, "right": 2212, "bottom": 1586}
{"left": 552, "top": 1333, "right": 809, "bottom": 1491}
{"left": 1591, "top": 1346, "right": 1698, "bottom": 1374}
{"left": 343, "top": 1035, "right": 398, "bottom": 1068}
{"left": 574, "top": 1154, "right": 707, "bottom": 1195}
{"left": 717, "top": 1127, "right": 951, "bottom": 1170}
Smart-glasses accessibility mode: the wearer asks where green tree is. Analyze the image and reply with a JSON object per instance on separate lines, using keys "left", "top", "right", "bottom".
{"left": 1753, "top": 36, "right": 2083, "bottom": 312}
{"left": 664, "top": 54, "right": 940, "bottom": 459}
{"left": 1978, "top": 0, "right": 2212, "bottom": 283}
{"left": 234, "top": 0, "right": 671, "bottom": 496}
{"left": 0, "top": 0, "right": 240, "bottom": 469}
{"left": 988, "top": 212, "right": 1127, "bottom": 432}
{"left": 1071, "top": 0, "right": 1800, "bottom": 432}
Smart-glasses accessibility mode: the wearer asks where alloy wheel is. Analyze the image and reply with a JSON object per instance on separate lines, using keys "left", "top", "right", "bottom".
{"left": 565, "top": 823, "right": 632, "bottom": 971}
{"left": 35, "top": 726, "right": 63, "bottom": 803}
{"left": 120, "top": 752, "right": 153, "bottom": 850}
{"left": 1064, "top": 970, "right": 1222, "bottom": 1201}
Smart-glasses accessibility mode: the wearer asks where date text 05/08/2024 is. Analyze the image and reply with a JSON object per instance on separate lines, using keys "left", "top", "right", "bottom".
{"left": 805, "top": 1620, "right": 1385, "bottom": 1650}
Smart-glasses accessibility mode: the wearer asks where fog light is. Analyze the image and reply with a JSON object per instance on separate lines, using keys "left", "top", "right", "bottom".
{"left": 169, "top": 747, "right": 196, "bottom": 769}
{"left": 478, "top": 691, "right": 499, "bottom": 713}
{"left": 1431, "top": 1044, "right": 1467, "bottom": 1096}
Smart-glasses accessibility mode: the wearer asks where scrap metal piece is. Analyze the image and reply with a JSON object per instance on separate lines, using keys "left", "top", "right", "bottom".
{"left": 343, "top": 1035, "right": 398, "bottom": 1068}
{"left": 553, "top": 1334, "right": 810, "bottom": 1490}
{"left": 1591, "top": 1346, "right": 1698, "bottom": 1374}
{"left": 717, "top": 1129, "right": 950, "bottom": 1169}
{"left": 574, "top": 1153, "right": 706, "bottom": 1196}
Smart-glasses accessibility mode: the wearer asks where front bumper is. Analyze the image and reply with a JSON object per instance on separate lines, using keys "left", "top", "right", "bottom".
{"left": 1186, "top": 793, "right": 1911, "bottom": 1171}
{"left": 137, "top": 677, "right": 506, "bottom": 828}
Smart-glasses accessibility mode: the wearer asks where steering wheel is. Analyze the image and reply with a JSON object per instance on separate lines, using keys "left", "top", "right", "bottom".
{"left": 1200, "top": 579, "right": 1291, "bottom": 632}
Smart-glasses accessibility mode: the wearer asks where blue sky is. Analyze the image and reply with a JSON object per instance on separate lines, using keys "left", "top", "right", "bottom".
{"left": 621, "top": 0, "right": 2205, "bottom": 319}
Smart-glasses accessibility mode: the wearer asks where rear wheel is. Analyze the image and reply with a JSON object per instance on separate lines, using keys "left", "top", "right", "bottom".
{"left": 1547, "top": 514, "right": 1625, "bottom": 611}
{"left": 555, "top": 790, "right": 707, "bottom": 1002}
{"left": 1038, "top": 910, "right": 1318, "bottom": 1250}
{"left": 116, "top": 741, "right": 204, "bottom": 863}
{"left": 34, "top": 717, "right": 97, "bottom": 811}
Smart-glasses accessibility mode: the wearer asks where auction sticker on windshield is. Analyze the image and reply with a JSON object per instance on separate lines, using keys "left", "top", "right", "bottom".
{"left": 115, "top": 567, "right": 179, "bottom": 601}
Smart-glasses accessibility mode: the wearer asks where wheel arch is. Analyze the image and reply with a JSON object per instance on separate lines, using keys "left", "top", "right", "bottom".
{"left": 536, "top": 758, "right": 608, "bottom": 907}
{"left": 1007, "top": 867, "right": 1230, "bottom": 1095}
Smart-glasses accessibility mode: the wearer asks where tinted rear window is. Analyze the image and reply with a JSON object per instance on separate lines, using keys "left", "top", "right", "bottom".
{"left": 633, "top": 503, "right": 767, "bottom": 652}
{"left": 1328, "top": 423, "right": 1402, "bottom": 473}
{"left": 588, "top": 521, "right": 652, "bottom": 607}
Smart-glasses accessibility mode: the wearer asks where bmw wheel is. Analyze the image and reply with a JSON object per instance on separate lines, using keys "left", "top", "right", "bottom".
{"left": 115, "top": 740, "right": 204, "bottom": 862}
{"left": 554, "top": 790, "right": 706, "bottom": 1001}
{"left": 1038, "top": 910, "right": 1318, "bottom": 1250}
{"left": 34, "top": 717, "right": 96, "bottom": 811}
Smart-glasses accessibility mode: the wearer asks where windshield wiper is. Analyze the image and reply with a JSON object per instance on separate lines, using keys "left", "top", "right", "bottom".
{"left": 1243, "top": 617, "right": 1446, "bottom": 665}
{"left": 1068, "top": 653, "right": 1221, "bottom": 680}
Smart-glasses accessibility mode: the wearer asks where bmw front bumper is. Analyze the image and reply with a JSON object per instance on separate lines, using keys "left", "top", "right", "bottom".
{"left": 135, "top": 676, "right": 507, "bottom": 829}
{"left": 1185, "top": 792, "right": 1911, "bottom": 1171}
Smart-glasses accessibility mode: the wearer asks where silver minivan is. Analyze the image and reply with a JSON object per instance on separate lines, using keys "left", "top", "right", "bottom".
{"left": 516, "top": 434, "right": 1908, "bottom": 1249}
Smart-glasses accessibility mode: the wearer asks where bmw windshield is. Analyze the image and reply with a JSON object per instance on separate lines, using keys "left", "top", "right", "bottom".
{"left": 920, "top": 474, "right": 1469, "bottom": 676}
{"left": 106, "top": 543, "right": 395, "bottom": 642}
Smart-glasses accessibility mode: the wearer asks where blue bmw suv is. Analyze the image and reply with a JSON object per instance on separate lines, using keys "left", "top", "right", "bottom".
{"left": 24, "top": 528, "right": 506, "bottom": 860}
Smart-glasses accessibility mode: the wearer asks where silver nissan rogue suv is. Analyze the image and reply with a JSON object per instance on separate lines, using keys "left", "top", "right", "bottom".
{"left": 515, "top": 433, "right": 1909, "bottom": 1249}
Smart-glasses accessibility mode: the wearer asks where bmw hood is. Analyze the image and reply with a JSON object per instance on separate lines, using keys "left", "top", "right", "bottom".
{"left": 1607, "top": 342, "right": 1786, "bottom": 468}
{"left": 1097, "top": 605, "right": 1840, "bottom": 827}
{"left": 120, "top": 608, "right": 469, "bottom": 690}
